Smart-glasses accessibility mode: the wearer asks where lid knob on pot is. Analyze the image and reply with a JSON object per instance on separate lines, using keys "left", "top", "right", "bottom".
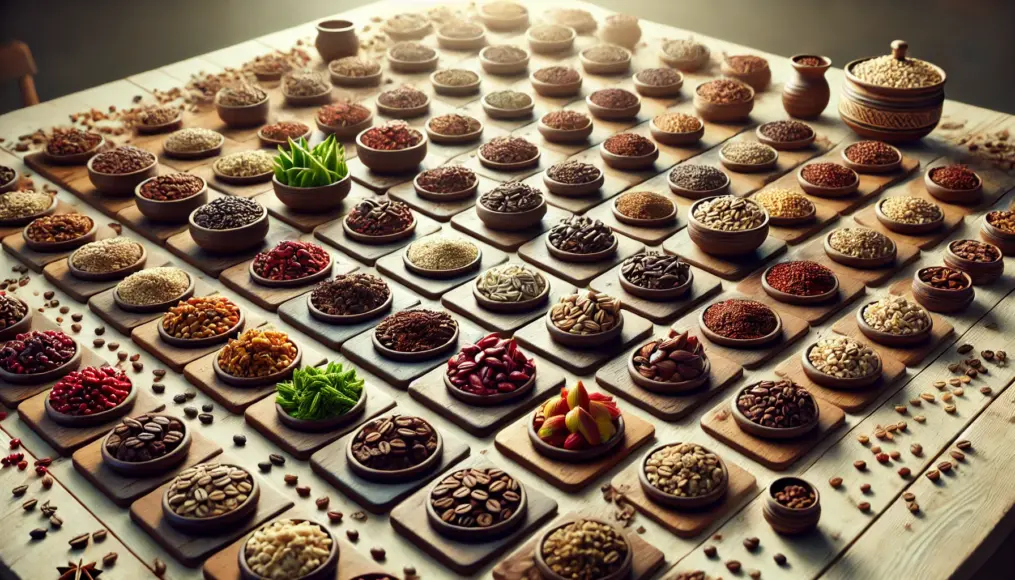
{"left": 891, "top": 40, "right": 909, "bottom": 61}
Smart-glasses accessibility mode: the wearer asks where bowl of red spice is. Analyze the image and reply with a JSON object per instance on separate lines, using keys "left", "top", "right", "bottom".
{"left": 698, "top": 298, "right": 782, "bottom": 348}
{"left": 600, "top": 133, "right": 659, "bottom": 171}
{"left": 763, "top": 476, "right": 821, "bottom": 534}
{"left": 944, "top": 239, "right": 1003, "bottom": 284}
{"left": 356, "top": 121, "right": 428, "bottom": 174}
{"left": 796, "top": 162, "right": 859, "bottom": 198}
{"left": 425, "top": 114, "right": 484, "bottom": 145}
{"left": 478, "top": 136, "right": 541, "bottom": 171}
{"left": 840, "top": 140, "right": 902, "bottom": 174}
{"left": 316, "top": 103, "right": 374, "bottom": 140}
{"left": 650, "top": 113, "right": 704, "bottom": 146}
{"left": 376, "top": 86, "right": 431, "bottom": 119}
{"left": 586, "top": 88, "right": 641, "bottom": 121}
{"left": 45, "top": 366, "right": 136, "bottom": 427}
{"left": 720, "top": 54, "right": 771, "bottom": 91}
{"left": 530, "top": 66, "right": 583, "bottom": 98}
{"left": 756, "top": 120, "right": 815, "bottom": 151}
{"left": 693, "top": 79, "right": 755, "bottom": 123}
{"left": 23, "top": 213, "right": 97, "bottom": 252}
{"left": 135, "top": 173, "right": 209, "bottom": 224}
{"left": 910, "top": 266, "right": 974, "bottom": 314}
{"left": 538, "top": 111, "right": 593, "bottom": 144}
{"left": 86, "top": 145, "right": 159, "bottom": 197}
{"left": 0, "top": 330, "right": 81, "bottom": 385}
{"left": 248, "top": 240, "right": 334, "bottom": 288}
{"left": 982, "top": 210, "right": 1015, "bottom": 256}
{"left": 761, "top": 261, "right": 839, "bottom": 306}
{"left": 413, "top": 166, "right": 479, "bottom": 201}
{"left": 924, "top": 164, "right": 982, "bottom": 204}
{"left": 542, "top": 161, "right": 604, "bottom": 197}
{"left": 632, "top": 68, "right": 684, "bottom": 98}
{"left": 257, "top": 121, "right": 312, "bottom": 148}
{"left": 612, "top": 191, "right": 676, "bottom": 227}
{"left": 42, "top": 128, "right": 105, "bottom": 165}
{"left": 343, "top": 198, "right": 417, "bottom": 244}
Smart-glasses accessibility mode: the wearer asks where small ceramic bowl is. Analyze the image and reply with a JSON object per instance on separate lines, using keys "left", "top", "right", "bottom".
{"left": 355, "top": 129, "right": 428, "bottom": 174}
{"left": 283, "top": 87, "right": 333, "bottom": 107}
{"left": 0, "top": 337, "right": 81, "bottom": 385}
{"left": 479, "top": 47, "right": 530, "bottom": 75}
{"left": 162, "top": 464, "right": 260, "bottom": 534}
{"left": 387, "top": 52, "right": 440, "bottom": 74}
{"left": 472, "top": 276, "right": 550, "bottom": 313}
{"left": 482, "top": 96, "right": 534, "bottom": 120}
{"left": 212, "top": 161, "right": 273, "bottom": 186}
{"left": 668, "top": 169, "right": 730, "bottom": 200}
{"left": 43, "top": 135, "right": 105, "bottom": 165}
{"left": 342, "top": 217, "right": 417, "bottom": 245}
{"left": 136, "top": 111, "right": 183, "bottom": 135}
{"left": 403, "top": 245, "right": 481, "bottom": 279}
{"left": 113, "top": 273, "right": 195, "bottom": 314}
{"left": 425, "top": 471, "right": 528, "bottom": 542}
{"left": 756, "top": 123, "right": 815, "bottom": 151}
{"left": 533, "top": 518, "right": 633, "bottom": 580}
{"left": 430, "top": 70, "right": 481, "bottom": 97}
{"left": 840, "top": 145, "right": 902, "bottom": 174}
{"left": 425, "top": 121, "right": 484, "bottom": 145}
{"left": 250, "top": 254, "right": 333, "bottom": 289}
{"left": 272, "top": 174, "right": 351, "bottom": 212}
{"left": 256, "top": 124, "right": 313, "bottom": 149}
{"left": 801, "top": 343, "right": 882, "bottom": 390}
{"left": 158, "top": 310, "right": 245, "bottom": 349}
{"left": 275, "top": 390, "right": 366, "bottom": 433}
{"left": 87, "top": 153, "right": 158, "bottom": 197}
{"left": 527, "top": 416, "right": 626, "bottom": 462}
{"left": 650, "top": 117, "right": 704, "bottom": 146}
{"left": 633, "top": 71, "right": 684, "bottom": 98}
{"left": 239, "top": 519, "right": 338, "bottom": 580}
{"left": 731, "top": 384, "right": 819, "bottom": 440}
{"left": 383, "top": 19, "right": 432, "bottom": 41}
{"left": 542, "top": 169, "right": 603, "bottom": 197}
{"left": 478, "top": 148, "right": 540, "bottom": 172}
{"left": 346, "top": 422, "right": 444, "bottom": 483}
{"left": 981, "top": 215, "right": 1015, "bottom": 256}
{"left": 372, "top": 323, "right": 459, "bottom": 362}
{"left": 329, "top": 68, "right": 383, "bottom": 88}
{"left": 444, "top": 370, "right": 536, "bottom": 407}
{"left": 436, "top": 30, "right": 486, "bottom": 51}
{"left": 134, "top": 176, "right": 209, "bottom": 224}
{"left": 693, "top": 83, "right": 755, "bottom": 123}
{"left": 100, "top": 414, "right": 192, "bottom": 476}
{"left": 579, "top": 48, "right": 632, "bottom": 75}
{"left": 719, "top": 144, "right": 778, "bottom": 173}
{"left": 545, "top": 311, "right": 624, "bottom": 349}
{"left": 911, "top": 268, "right": 974, "bottom": 313}
{"left": 925, "top": 168, "right": 983, "bottom": 204}
{"left": 23, "top": 218, "right": 97, "bottom": 252}
{"left": 413, "top": 171, "right": 479, "bottom": 201}
{"left": 796, "top": 164, "right": 859, "bottom": 198}
{"left": 308, "top": 289, "right": 393, "bottom": 325}
{"left": 600, "top": 142, "right": 659, "bottom": 171}
{"left": 477, "top": 198, "right": 547, "bottom": 231}
{"left": 530, "top": 73, "right": 582, "bottom": 98}
{"left": 823, "top": 231, "right": 897, "bottom": 269}
{"left": 943, "top": 239, "right": 1003, "bottom": 285}
{"left": 611, "top": 197, "right": 676, "bottom": 227}
{"left": 0, "top": 166, "right": 18, "bottom": 193}
{"left": 526, "top": 26, "right": 576, "bottom": 54}
{"left": 875, "top": 199, "right": 944, "bottom": 234}
{"left": 627, "top": 349, "right": 710, "bottom": 394}
{"left": 213, "top": 343, "right": 302, "bottom": 387}
{"left": 618, "top": 268, "right": 693, "bottom": 301}
{"left": 215, "top": 96, "right": 270, "bottom": 128}
{"left": 376, "top": 93, "right": 431, "bottom": 119}
{"left": 687, "top": 197, "right": 770, "bottom": 257}
{"left": 721, "top": 59, "right": 771, "bottom": 91}
{"left": 763, "top": 477, "right": 821, "bottom": 534}
{"left": 659, "top": 44, "right": 710, "bottom": 72}
{"left": 586, "top": 94, "right": 641, "bottom": 121}
{"left": 163, "top": 135, "right": 223, "bottom": 160}
{"left": 0, "top": 194, "right": 57, "bottom": 227}
{"left": 69, "top": 242, "right": 147, "bottom": 282}
{"left": 477, "top": 7, "right": 529, "bottom": 31}
{"left": 638, "top": 442, "right": 728, "bottom": 509}
{"left": 760, "top": 264, "right": 839, "bottom": 305}
{"left": 316, "top": 110, "right": 374, "bottom": 140}
{"left": 0, "top": 298, "right": 31, "bottom": 341}
{"left": 698, "top": 305, "right": 782, "bottom": 348}
{"left": 856, "top": 302, "right": 933, "bottom": 347}
{"left": 45, "top": 381, "right": 138, "bottom": 427}
{"left": 188, "top": 205, "right": 269, "bottom": 254}
{"left": 537, "top": 118, "right": 593, "bottom": 144}
{"left": 546, "top": 235, "right": 618, "bottom": 264}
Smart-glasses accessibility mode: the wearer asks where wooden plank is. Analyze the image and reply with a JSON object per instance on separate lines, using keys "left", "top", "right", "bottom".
{"left": 87, "top": 270, "right": 216, "bottom": 335}
{"left": 831, "top": 305, "right": 955, "bottom": 367}
{"left": 775, "top": 346, "right": 909, "bottom": 413}
{"left": 735, "top": 264, "right": 867, "bottom": 325}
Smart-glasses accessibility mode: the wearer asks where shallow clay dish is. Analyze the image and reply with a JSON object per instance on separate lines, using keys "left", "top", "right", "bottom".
{"left": 944, "top": 239, "right": 1003, "bottom": 284}
{"left": 425, "top": 471, "right": 528, "bottom": 541}
{"left": 924, "top": 168, "right": 983, "bottom": 204}
{"left": 413, "top": 171, "right": 479, "bottom": 201}
{"left": 308, "top": 290, "right": 393, "bottom": 325}
{"left": 42, "top": 135, "right": 105, "bottom": 165}
{"left": 546, "top": 235, "right": 618, "bottom": 264}
{"left": 801, "top": 343, "right": 882, "bottom": 390}
{"left": 87, "top": 154, "right": 158, "bottom": 197}
{"left": 425, "top": 121, "right": 484, "bottom": 145}
{"left": 756, "top": 124, "right": 815, "bottom": 151}
{"left": 372, "top": 323, "right": 459, "bottom": 362}
{"left": 239, "top": 519, "right": 338, "bottom": 580}
{"left": 215, "top": 97, "right": 270, "bottom": 129}
{"left": 0, "top": 298, "right": 31, "bottom": 341}
{"left": 283, "top": 88, "right": 333, "bottom": 107}
{"left": 113, "top": 274, "right": 195, "bottom": 314}
{"left": 875, "top": 199, "right": 944, "bottom": 234}
{"left": 545, "top": 310, "right": 624, "bottom": 349}
{"left": 534, "top": 518, "right": 633, "bottom": 580}
{"left": 163, "top": 135, "right": 224, "bottom": 160}
{"left": 430, "top": 71, "right": 481, "bottom": 97}
{"left": 0, "top": 337, "right": 81, "bottom": 385}
{"left": 796, "top": 164, "right": 859, "bottom": 198}
{"left": 250, "top": 254, "right": 333, "bottom": 289}
{"left": 730, "top": 384, "right": 819, "bottom": 440}
{"left": 600, "top": 144, "right": 659, "bottom": 171}
{"left": 526, "top": 26, "right": 576, "bottom": 54}
{"left": 719, "top": 145, "right": 778, "bottom": 173}
{"left": 387, "top": 51, "right": 439, "bottom": 74}
{"left": 355, "top": 129, "right": 428, "bottom": 174}
{"left": 162, "top": 464, "right": 260, "bottom": 534}
{"left": 637, "top": 442, "right": 728, "bottom": 509}
{"left": 256, "top": 124, "right": 313, "bottom": 149}
{"left": 687, "top": 197, "right": 770, "bottom": 257}
{"left": 135, "top": 176, "right": 209, "bottom": 223}
{"left": 840, "top": 145, "right": 902, "bottom": 174}
{"left": 823, "top": 231, "right": 897, "bottom": 269}
{"left": 403, "top": 245, "right": 482, "bottom": 279}
{"left": 627, "top": 351, "right": 710, "bottom": 394}
{"left": 272, "top": 174, "right": 351, "bottom": 212}
{"left": 212, "top": 162, "right": 273, "bottom": 186}
{"left": 530, "top": 73, "right": 582, "bottom": 98}
{"left": 330, "top": 68, "right": 383, "bottom": 88}
{"left": 633, "top": 71, "right": 684, "bottom": 98}
{"left": 479, "top": 48, "right": 530, "bottom": 75}
{"left": 855, "top": 302, "right": 932, "bottom": 347}
{"left": 444, "top": 370, "right": 536, "bottom": 407}
{"left": 698, "top": 305, "right": 782, "bottom": 348}
{"left": 527, "top": 415, "right": 626, "bottom": 462}
{"left": 542, "top": 170, "right": 603, "bottom": 197}
{"left": 316, "top": 111, "right": 373, "bottom": 140}
{"left": 213, "top": 343, "right": 302, "bottom": 387}
{"left": 611, "top": 199, "right": 675, "bottom": 227}
{"left": 158, "top": 310, "right": 245, "bottom": 349}
{"left": 659, "top": 44, "right": 710, "bottom": 72}
{"left": 981, "top": 216, "right": 1015, "bottom": 256}
{"left": 342, "top": 217, "right": 417, "bottom": 244}
{"left": 275, "top": 390, "right": 367, "bottom": 433}
{"left": 136, "top": 112, "right": 183, "bottom": 135}
{"left": 45, "top": 381, "right": 138, "bottom": 428}
{"left": 23, "top": 218, "right": 97, "bottom": 252}
{"left": 586, "top": 95, "right": 641, "bottom": 121}
{"left": 579, "top": 49, "right": 632, "bottom": 75}
{"left": 537, "top": 118, "right": 593, "bottom": 144}
{"left": 482, "top": 97, "right": 534, "bottom": 120}
{"left": 476, "top": 198, "right": 547, "bottom": 231}
{"left": 693, "top": 83, "right": 755, "bottom": 123}
{"left": 100, "top": 414, "right": 193, "bottom": 476}
{"left": 346, "top": 421, "right": 444, "bottom": 483}
{"left": 650, "top": 118, "right": 704, "bottom": 146}
{"left": 376, "top": 94, "right": 431, "bottom": 119}
{"left": 0, "top": 194, "right": 57, "bottom": 227}
{"left": 188, "top": 205, "right": 269, "bottom": 254}
{"left": 68, "top": 242, "right": 147, "bottom": 282}
{"left": 478, "top": 148, "right": 540, "bottom": 172}
{"left": 472, "top": 277, "right": 550, "bottom": 313}
{"left": 668, "top": 170, "right": 730, "bottom": 199}
{"left": 618, "top": 269, "right": 693, "bottom": 301}
{"left": 760, "top": 264, "right": 838, "bottom": 305}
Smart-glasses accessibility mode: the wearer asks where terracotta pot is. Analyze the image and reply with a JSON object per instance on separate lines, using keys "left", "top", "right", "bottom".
{"left": 783, "top": 55, "right": 832, "bottom": 119}
{"left": 315, "top": 20, "right": 358, "bottom": 62}
{"left": 910, "top": 268, "right": 974, "bottom": 314}
{"left": 943, "top": 239, "right": 1003, "bottom": 285}
{"left": 272, "top": 174, "right": 351, "bottom": 212}
{"left": 981, "top": 217, "right": 1015, "bottom": 256}
{"left": 763, "top": 477, "right": 821, "bottom": 534}
{"left": 134, "top": 176, "right": 209, "bottom": 224}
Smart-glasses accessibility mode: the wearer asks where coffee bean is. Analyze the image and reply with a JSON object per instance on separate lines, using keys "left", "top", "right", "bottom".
{"left": 957, "top": 343, "right": 973, "bottom": 354}
{"left": 854, "top": 460, "right": 866, "bottom": 470}
{"left": 184, "top": 390, "right": 197, "bottom": 400}
{"left": 370, "top": 547, "right": 386, "bottom": 561}
{"left": 12, "top": 485, "right": 28, "bottom": 496}
{"left": 296, "top": 485, "right": 310, "bottom": 497}
{"left": 233, "top": 434, "right": 246, "bottom": 446}
{"left": 860, "top": 483, "right": 871, "bottom": 493}
{"left": 22, "top": 498, "right": 37, "bottom": 511}
{"left": 198, "top": 413, "right": 213, "bottom": 424}
{"left": 269, "top": 454, "right": 285, "bottom": 466}
{"left": 173, "top": 394, "right": 188, "bottom": 404}
{"left": 284, "top": 474, "right": 298, "bottom": 486}
{"left": 154, "top": 557, "right": 167, "bottom": 577}
{"left": 258, "top": 461, "right": 272, "bottom": 472}
{"left": 327, "top": 511, "right": 343, "bottom": 523}
{"left": 829, "top": 477, "right": 843, "bottom": 488}
{"left": 29, "top": 528, "right": 47, "bottom": 540}
{"left": 183, "top": 406, "right": 197, "bottom": 418}
{"left": 50, "top": 515, "right": 63, "bottom": 528}
{"left": 956, "top": 439, "right": 972, "bottom": 450}
{"left": 926, "top": 469, "right": 941, "bottom": 481}
{"left": 704, "top": 545, "right": 718, "bottom": 558}
{"left": 103, "top": 552, "right": 118, "bottom": 566}
{"left": 774, "top": 553, "right": 787, "bottom": 566}
{"left": 93, "top": 529, "right": 107, "bottom": 542}
{"left": 152, "top": 384, "right": 165, "bottom": 394}
{"left": 68, "top": 533, "right": 90, "bottom": 549}
{"left": 201, "top": 403, "right": 213, "bottom": 412}
{"left": 316, "top": 496, "right": 330, "bottom": 510}
{"left": 743, "top": 537, "right": 760, "bottom": 551}
{"left": 346, "top": 529, "right": 359, "bottom": 541}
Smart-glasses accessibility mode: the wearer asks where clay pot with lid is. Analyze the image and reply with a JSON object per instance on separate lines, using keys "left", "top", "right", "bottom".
{"left": 315, "top": 20, "right": 358, "bottom": 62}
{"left": 783, "top": 55, "right": 832, "bottom": 119}
{"left": 763, "top": 477, "right": 821, "bottom": 534}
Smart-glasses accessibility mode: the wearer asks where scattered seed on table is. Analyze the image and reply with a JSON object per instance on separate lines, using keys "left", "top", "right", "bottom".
{"left": 316, "top": 497, "right": 329, "bottom": 510}
{"left": 29, "top": 528, "right": 47, "bottom": 540}
{"left": 95, "top": 326, "right": 105, "bottom": 335}
{"left": 858, "top": 502, "right": 871, "bottom": 512}
{"left": 981, "top": 386, "right": 993, "bottom": 395}
{"left": 198, "top": 413, "right": 213, "bottom": 424}
{"left": 173, "top": 394, "right": 188, "bottom": 404}
{"left": 93, "top": 338, "right": 105, "bottom": 347}
{"left": 201, "top": 403, "right": 213, "bottom": 412}
{"left": 890, "top": 451, "right": 901, "bottom": 460}
{"left": 69, "top": 533, "right": 89, "bottom": 549}
{"left": 117, "top": 351, "right": 127, "bottom": 361}
{"left": 92, "top": 529, "right": 107, "bottom": 542}
{"left": 327, "top": 511, "right": 343, "bottom": 523}
{"left": 927, "top": 469, "right": 940, "bottom": 481}
{"left": 774, "top": 553, "right": 787, "bottom": 566}
{"left": 726, "top": 561, "right": 741, "bottom": 573}
{"left": 704, "top": 545, "right": 718, "bottom": 558}
{"left": 13, "top": 485, "right": 28, "bottom": 496}
{"left": 258, "top": 461, "right": 272, "bottom": 472}
{"left": 41, "top": 475, "right": 53, "bottom": 488}
{"left": 938, "top": 461, "right": 953, "bottom": 472}
{"left": 829, "top": 477, "right": 843, "bottom": 488}
{"left": 346, "top": 529, "right": 359, "bottom": 542}
{"left": 233, "top": 434, "right": 246, "bottom": 446}
{"left": 284, "top": 474, "right": 298, "bottom": 485}
{"left": 71, "top": 323, "right": 81, "bottom": 333}
{"left": 743, "top": 537, "right": 759, "bottom": 551}
{"left": 184, "top": 391, "right": 196, "bottom": 400}
{"left": 950, "top": 450, "right": 965, "bottom": 461}
{"left": 854, "top": 460, "right": 867, "bottom": 470}
{"left": 908, "top": 502, "right": 920, "bottom": 513}
{"left": 183, "top": 406, "right": 197, "bottom": 418}
{"left": 911, "top": 444, "right": 923, "bottom": 455}
{"left": 132, "top": 362, "right": 143, "bottom": 372}
{"left": 914, "top": 415, "right": 926, "bottom": 423}
{"left": 296, "top": 486, "right": 310, "bottom": 497}
{"left": 103, "top": 552, "right": 118, "bottom": 566}
{"left": 151, "top": 384, "right": 165, "bottom": 394}
{"left": 23, "top": 499, "right": 37, "bottom": 511}
{"left": 860, "top": 483, "right": 871, "bottom": 493}
{"left": 945, "top": 404, "right": 957, "bottom": 413}
{"left": 370, "top": 547, "right": 386, "bottom": 561}
{"left": 269, "top": 454, "right": 285, "bottom": 466}
{"left": 50, "top": 515, "right": 63, "bottom": 527}
{"left": 957, "top": 439, "right": 972, "bottom": 450}
{"left": 857, "top": 434, "right": 870, "bottom": 444}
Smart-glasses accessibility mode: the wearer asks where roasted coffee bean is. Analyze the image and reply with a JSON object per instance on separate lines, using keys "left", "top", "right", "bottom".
{"left": 429, "top": 467, "right": 523, "bottom": 529}
{"left": 183, "top": 406, "right": 198, "bottom": 418}
{"left": 548, "top": 215, "right": 615, "bottom": 255}
{"left": 12, "top": 484, "right": 28, "bottom": 496}
{"left": 370, "top": 546, "right": 386, "bottom": 561}
{"left": 103, "top": 552, "right": 118, "bottom": 566}
{"left": 69, "top": 533, "right": 90, "bottom": 549}
{"left": 92, "top": 529, "right": 107, "bottom": 542}
{"left": 29, "top": 528, "right": 47, "bottom": 540}
{"left": 284, "top": 474, "right": 298, "bottom": 486}
{"left": 233, "top": 434, "right": 246, "bottom": 446}
{"left": 351, "top": 415, "right": 439, "bottom": 471}
{"left": 346, "top": 529, "right": 359, "bottom": 541}
{"left": 269, "top": 454, "right": 285, "bottom": 466}
{"left": 327, "top": 510, "right": 343, "bottom": 522}
{"left": 198, "top": 413, "right": 214, "bottom": 424}
{"left": 296, "top": 485, "right": 311, "bottom": 497}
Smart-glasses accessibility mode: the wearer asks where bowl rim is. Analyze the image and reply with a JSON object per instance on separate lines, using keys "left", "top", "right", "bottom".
{"left": 633, "top": 68, "right": 685, "bottom": 89}
{"left": 718, "top": 143, "right": 779, "bottom": 171}
{"left": 478, "top": 45, "right": 531, "bottom": 67}
{"left": 213, "top": 340, "right": 302, "bottom": 387}
{"left": 372, "top": 316, "right": 460, "bottom": 361}
{"left": 545, "top": 309, "right": 624, "bottom": 347}
{"left": 0, "top": 333, "right": 82, "bottom": 385}
{"left": 472, "top": 270, "right": 550, "bottom": 313}
{"left": 86, "top": 147, "right": 158, "bottom": 178}
{"left": 945, "top": 238, "right": 1002, "bottom": 265}
{"left": 403, "top": 238, "right": 482, "bottom": 278}
{"left": 599, "top": 140, "right": 659, "bottom": 162}
{"left": 526, "top": 23, "right": 577, "bottom": 44}
{"left": 423, "top": 465, "right": 529, "bottom": 540}
{"left": 790, "top": 54, "right": 832, "bottom": 69}
{"left": 477, "top": 147, "right": 540, "bottom": 170}
{"left": 767, "top": 475, "right": 821, "bottom": 515}
{"left": 187, "top": 203, "right": 268, "bottom": 235}
{"left": 114, "top": 271, "right": 195, "bottom": 313}
{"left": 443, "top": 368, "right": 537, "bottom": 406}
{"left": 586, "top": 93, "right": 642, "bottom": 118}
{"left": 755, "top": 123, "right": 815, "bottom": 150}
{"left": 274, "top": 388, "right": 367, "bottom": 433}
{"left": 545, "top": 234, "right": 619, "bottom": 262}
{"left": 855, "top": 299, "right": 933, "bottom": 343}
{"left": 687, "top": 195, "right": 770, "bottom": 234}
{"left": 626, "top": 342, "right": 710, "bottom": 393}
{"left": 238, "top": 518, "right": 339, "bottom": 580}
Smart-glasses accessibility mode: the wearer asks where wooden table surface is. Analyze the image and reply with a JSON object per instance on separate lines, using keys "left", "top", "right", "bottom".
{"left": 1, "top": 1, "right": 1014, "bottom": 579}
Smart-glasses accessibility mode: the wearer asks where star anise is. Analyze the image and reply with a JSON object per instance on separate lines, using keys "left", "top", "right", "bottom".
{"left": 56, "top": 559, "right": 102, "bottom": 580}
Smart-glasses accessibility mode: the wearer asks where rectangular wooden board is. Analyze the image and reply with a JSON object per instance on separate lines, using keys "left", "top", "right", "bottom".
{"left": 386, "top": 170, "right": 486, "bottom": 222}
{"left": 347, "top": 152, "right": 447, "bottom": 193}
{"left": 253, "top": 187, "right": 364, "bottom": 233}
{"left": 2, "top": 224, "right": 117, "bottom": 273}
{"left": 662, "top": 228, "right": 787, "bottom": 282}
{"left": 589, "top": 263, "right": 723, "bottom": 325}
{"left": 583, "top": 191, "right": 688, "bottom": 246}
{"left": 87, "top": 270, "right": 215, "bottom": 335}
{"left": 735, "top": 264, "right": 867, "bottom": 324}
{"left": 375, "top": 233, "right": 508, "bottom": 300}
{"left": 853, "top": 202, "right": 963, "bottom": 251}
{"left": 440, "top": 268, "right": 575, "bottom": 334}
{"left": 0, "top": 320, "right": 107, "bottom": 408}
{"left": 794, "top": 232, "right": 921, "bottom": 287}
{"left": 314, "top": 206, "right": 442, "bottom": 266}
{"left": 514, "top": 309, "right": 654, "bottom": 375}
{"left": 115, "top": 204, "right": 191, "bottom": 245}
{"left": 42, "top": 257, "right": 119, "bottom": 303}
{"left": 131, "top": 310, "right": 265, "bottom": 374}
{"left": 518, "top": 231, "right": 644, "bottom": 287}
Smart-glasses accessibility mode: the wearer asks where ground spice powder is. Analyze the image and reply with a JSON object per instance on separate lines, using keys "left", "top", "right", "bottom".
{"left": 703, "top": 299, "right": 778, "bottom": 339}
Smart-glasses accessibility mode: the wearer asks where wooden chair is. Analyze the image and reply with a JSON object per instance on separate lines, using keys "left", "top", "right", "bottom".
{"left": 0, "top": 41, "right": 39, "bottom": 107}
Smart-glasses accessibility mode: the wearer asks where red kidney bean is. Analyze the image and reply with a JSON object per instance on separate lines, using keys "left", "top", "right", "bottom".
{"left": 446, "top": 334, "right": 535, "bottom": 396}
{"left": 48, "top": 366, "right": 133, "bottom": 416}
